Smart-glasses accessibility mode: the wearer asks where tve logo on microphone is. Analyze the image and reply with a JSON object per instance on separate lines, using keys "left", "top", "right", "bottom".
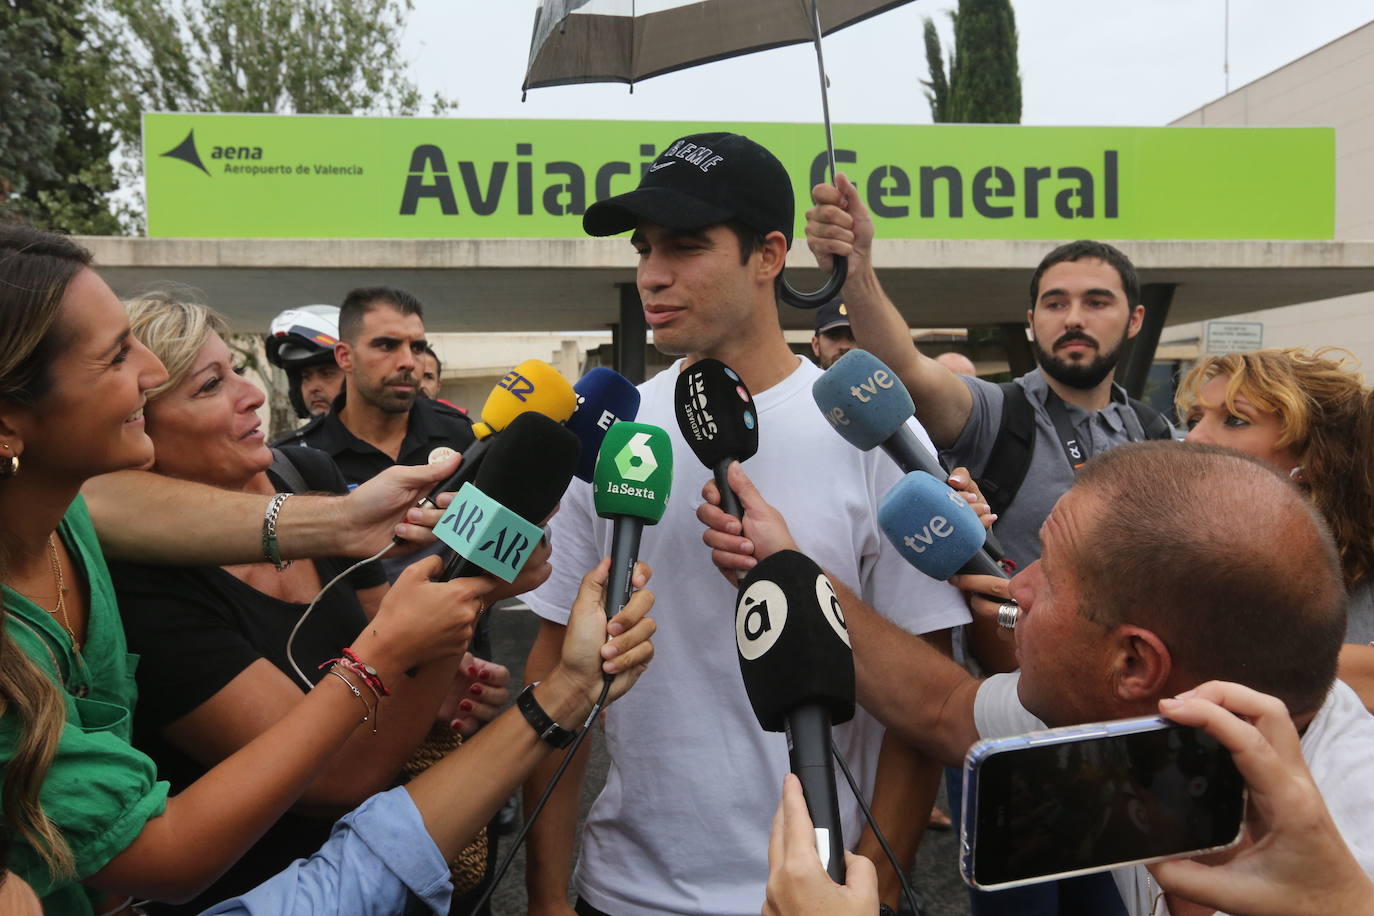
{"left": 879, "top": 472, "right": 986, "bottom": 580}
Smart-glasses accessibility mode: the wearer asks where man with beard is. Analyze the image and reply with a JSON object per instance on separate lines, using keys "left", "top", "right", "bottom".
{"left": 275, "top": 286, "right": 474, "bottom": 489}
{"left": 806, "top": 176, "right": 1172, "bottom": 571}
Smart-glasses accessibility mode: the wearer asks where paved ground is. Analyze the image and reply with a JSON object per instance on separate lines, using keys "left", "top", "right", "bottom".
{"left": 484, "top": 604, "right": 972, "bottom": 916}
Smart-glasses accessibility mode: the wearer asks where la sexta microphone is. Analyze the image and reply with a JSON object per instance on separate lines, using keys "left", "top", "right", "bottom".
{"left": 674, "top": 359, "right": 759, "bottom": 519}
{"left": 592, "top": 422, "right": 673, "bottom": 618}
{"left": 570, "top": 367, "right": 642, "bottom": 483}
{"left": 878, "top": 471, "right": 1007, "bottom": 580}
{"left": 813, "top": 349, "right": 1010, "bottom": 564}
{"left": 413, "top": 359, "right": 579, "bottom": 516}
{"left": 433, "top": 411, "right": 580, "bottom": 582}
{"left": 736, "top": 550, "right": 854, "bottom": 882}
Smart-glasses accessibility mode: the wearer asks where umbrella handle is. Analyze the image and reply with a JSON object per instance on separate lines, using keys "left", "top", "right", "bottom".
{"left": 779, "top": 255, "right": 847, "bottom": 309}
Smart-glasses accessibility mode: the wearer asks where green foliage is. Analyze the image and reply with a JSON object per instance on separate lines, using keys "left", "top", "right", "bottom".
{"left": 0, "top": 0, "right": 448, "bottom": 234}
{"left": 922, "top": 0, "right": 1021, "bottom": 125}
{"left": 921, "top": 18, "right": 949, "bottom": 123}
{"left": 0, "top": 0, "right": 123, "bottom": 233}
{"left": 99, "top": 0, "right": 453, "bottom": 231}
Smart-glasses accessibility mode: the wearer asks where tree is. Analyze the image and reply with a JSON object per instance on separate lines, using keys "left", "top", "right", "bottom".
{"left": 98, "top": 0, "right": 453, "bottom": 231}
{"left": 921, "top": 0, "right": 1021, "bottom": 124}
{"left": 0, "top": 0, "right": 123, "bottom": 233}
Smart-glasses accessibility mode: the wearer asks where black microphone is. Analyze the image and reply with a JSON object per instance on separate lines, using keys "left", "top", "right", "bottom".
{"left": 674, "top": 359, "right": 759, "bottom": 519}
{"left": 736, "top": 549, "right": 854, "bottom": 883}
{"left": 437, "top": 412, "right": 580, "bottom": 582}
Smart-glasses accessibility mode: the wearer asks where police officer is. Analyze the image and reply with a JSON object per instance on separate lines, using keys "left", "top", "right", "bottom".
{"left": 273, "top": 286, "right": 474, "bottom": 489}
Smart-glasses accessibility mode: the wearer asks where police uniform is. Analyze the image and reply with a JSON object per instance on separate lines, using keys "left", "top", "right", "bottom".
{"left": 272, "top": 389, "right": 475, "bottom": 489}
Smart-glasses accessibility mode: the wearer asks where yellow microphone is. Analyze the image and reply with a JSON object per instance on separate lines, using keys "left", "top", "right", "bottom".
{"left": 470, "top": 359, "right": 577, "bottom": 439}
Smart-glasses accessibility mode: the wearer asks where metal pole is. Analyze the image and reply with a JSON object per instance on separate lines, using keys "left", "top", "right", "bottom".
{"left": 808, "top": 0, "right": 838, "bottom": 183}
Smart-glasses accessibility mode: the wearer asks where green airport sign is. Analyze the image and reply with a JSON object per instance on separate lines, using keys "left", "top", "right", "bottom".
{"left": 143, "top": 112, "right": 1334, "bottom": 241}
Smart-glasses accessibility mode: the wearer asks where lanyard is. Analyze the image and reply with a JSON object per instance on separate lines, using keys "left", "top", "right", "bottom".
{"left": 1043, "top": 387, "right": 1136, "bottom": 473}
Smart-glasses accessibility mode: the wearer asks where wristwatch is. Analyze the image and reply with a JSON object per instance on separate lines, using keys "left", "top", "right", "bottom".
{"left": 516, "top": 682, "right": 577, "bottom": 748}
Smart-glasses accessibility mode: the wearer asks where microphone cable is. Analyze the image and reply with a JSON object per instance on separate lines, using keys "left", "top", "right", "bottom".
{"left": 832, "top": 739, "right": 923, "bottom": 916}
{"left": 463, "top": 672, "right": 614, "bottom": 916}
{"left": 286, "top": 542, "right": 396, "bottom": 690}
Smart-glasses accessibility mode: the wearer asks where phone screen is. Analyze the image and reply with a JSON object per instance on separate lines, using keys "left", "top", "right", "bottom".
{"left": 967, "top": 723, "right": 1245, "bottom": 888}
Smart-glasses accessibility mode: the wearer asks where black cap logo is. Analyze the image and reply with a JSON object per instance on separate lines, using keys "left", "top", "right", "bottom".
{"left": 162, "top": 130, "right": 210, "bottom": 176}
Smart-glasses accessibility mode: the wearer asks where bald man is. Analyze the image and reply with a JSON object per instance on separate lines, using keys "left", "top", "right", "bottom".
{"left": 701, "top": 442, "right": 1374, "bottom": 916}
{"left": 934, "top": 351, "right": 977, "bottom": 377}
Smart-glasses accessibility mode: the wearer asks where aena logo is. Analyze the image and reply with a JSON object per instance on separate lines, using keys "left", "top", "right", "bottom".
{"left": 161, "top": 130, "right": 211, "bottom": 177}
{"left": 736, "top": 579, "right": 787, "bottom": 660}
{"left": 614, "top": 432, "right": 658, "bottom": 483}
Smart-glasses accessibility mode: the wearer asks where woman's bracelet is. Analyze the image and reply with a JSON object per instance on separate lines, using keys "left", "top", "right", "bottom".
{"left": 325, "top": 667, "right": 376, "bottom": 733}
{"left": 341, "top": 647, "right": 391, "bottom": 696}
{"left": 261, "top": 492, "right": 293, "bottom": 571}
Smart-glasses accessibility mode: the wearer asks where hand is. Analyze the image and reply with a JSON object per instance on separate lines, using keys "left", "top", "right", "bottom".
{"left": 438, "top": 653, "right": 512, "bottom": 737}
{"left": 947, "top": 466, "right": 997, "bottom": 531}
{"left": 343, "top": 455, "right": 463, "bottom": 554}
{"left": 552, "top": 558, "right": 656, "bottom": 707}
{"left": 805, "top": 172, "right": 874, "bottom": 278}
{"left": 356, "top": 554, "right": 492, "bottom": 675}
{"left": 948, "top": 573, "right": 1013, "bottom": 622}
{"left": 697, "top": 461, "right": 798, "bottom": 585}
{"left": 763, "top": 774, "right": 877, "bottom": 916}
{"left": 1149, "top": 681, "right": 1374, "bottom": 916}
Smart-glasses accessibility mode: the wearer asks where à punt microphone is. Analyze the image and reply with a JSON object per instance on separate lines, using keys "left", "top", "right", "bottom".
{"left": 736, "top": 550, "right": 854, "bottom": 883}
{"left": 674, "top": 359, "right": 758, "bottom": 519}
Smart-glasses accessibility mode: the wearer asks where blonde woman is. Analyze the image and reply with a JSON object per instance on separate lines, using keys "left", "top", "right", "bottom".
{"left": 1178, "top": 347, "right": 1374, "bottom": 706}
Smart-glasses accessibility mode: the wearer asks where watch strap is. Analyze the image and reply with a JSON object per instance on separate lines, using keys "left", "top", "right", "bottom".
{"left": 517, "top": 682, "right": 577, "bottom": 749}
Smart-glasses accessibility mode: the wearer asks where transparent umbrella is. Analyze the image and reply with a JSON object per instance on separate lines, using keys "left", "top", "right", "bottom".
{"left": 522, "top": 0, "right": 918, "bottom": 308}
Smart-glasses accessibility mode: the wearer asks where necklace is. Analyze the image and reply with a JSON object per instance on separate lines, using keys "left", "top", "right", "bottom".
{"left": 42, "top": 535, "right": 80, "bottom": 652}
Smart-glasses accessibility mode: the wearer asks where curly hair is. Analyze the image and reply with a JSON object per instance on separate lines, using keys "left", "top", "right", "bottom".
{"left": 1176, "top": 348, "right": 1374, "bottom": 589}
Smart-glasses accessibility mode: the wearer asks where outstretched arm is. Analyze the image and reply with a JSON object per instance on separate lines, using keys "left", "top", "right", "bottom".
{"left": 83, "top": 457, "right": 462, "bottom": 565}
{"left": 807, "top": 174, "right": 974, "bottom": 447}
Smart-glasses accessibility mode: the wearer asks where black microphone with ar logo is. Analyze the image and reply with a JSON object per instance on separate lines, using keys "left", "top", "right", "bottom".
{"left": 736, "top": 549, "right": 854, "bottom": 883}
{"left": 674, "top": 358, "right": 759, "bottom": 519}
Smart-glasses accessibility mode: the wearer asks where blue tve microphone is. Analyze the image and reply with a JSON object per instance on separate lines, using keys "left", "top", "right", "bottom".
{"left": 812, "top": 349, "right": 948, "bottom": 477}
{"left": 814, "top": 349, "right": 1009, "bottom": 564}
{"left": 569, "top": 367, "right": 642, "bottom": 482}
{"left": 879, "top": 472, "right": 1006, "bottom": 580}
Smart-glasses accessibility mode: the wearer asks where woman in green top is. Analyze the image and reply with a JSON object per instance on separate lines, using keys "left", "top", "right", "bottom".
{"left": 0, "top": 225, "right": 491, "bottom": 915}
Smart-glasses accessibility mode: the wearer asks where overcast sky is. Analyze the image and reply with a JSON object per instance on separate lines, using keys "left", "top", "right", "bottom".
{"left": 402, "top": 1, "right": 1371, "bottom": 128}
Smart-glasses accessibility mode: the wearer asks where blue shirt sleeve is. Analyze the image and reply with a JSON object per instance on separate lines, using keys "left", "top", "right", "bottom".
{"left": 197, "top": 787, "right": 452, "bottom": 916}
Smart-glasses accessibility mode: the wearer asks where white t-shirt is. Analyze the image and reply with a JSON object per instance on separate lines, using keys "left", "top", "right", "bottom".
{"left": 526, "top": 356, "right": 969, "bottom": 916}
{"left": 973, "top": 673, "right": 1374, "bottom": 916}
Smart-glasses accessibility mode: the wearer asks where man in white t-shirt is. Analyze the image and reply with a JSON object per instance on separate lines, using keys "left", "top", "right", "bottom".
{"left": 520, "top": 131, "right": 969, "bottom": 916}
{"left": 702, "top": 440, "right": 1374, "bottom": 916}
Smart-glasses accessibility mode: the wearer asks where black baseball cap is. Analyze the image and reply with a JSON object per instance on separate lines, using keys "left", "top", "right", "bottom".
{"left": 583, "top": 132, "right": 795, "bottom": 246}
{"left": 814, "top": 297, "right": 851, "bottom": 334}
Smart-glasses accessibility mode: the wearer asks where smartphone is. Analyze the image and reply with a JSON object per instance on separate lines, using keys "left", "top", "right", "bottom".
{"left": 960, "top": 715, "right": 1246, "bottom": 891}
